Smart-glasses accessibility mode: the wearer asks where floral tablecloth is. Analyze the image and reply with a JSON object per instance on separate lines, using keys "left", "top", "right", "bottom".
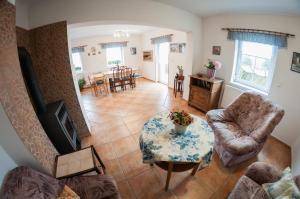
{"left": 139, "top": 112, "right": 214, "bottom": 166}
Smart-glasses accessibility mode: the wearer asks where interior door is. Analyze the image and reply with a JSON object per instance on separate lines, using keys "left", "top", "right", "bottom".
{"left": 157, "top": 42, "right": 169, "bottom": 85}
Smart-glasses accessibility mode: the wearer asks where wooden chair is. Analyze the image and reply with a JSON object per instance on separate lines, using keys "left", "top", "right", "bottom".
{"left": 93, "top": 73, "right": 109, "bottom": 95}
{"left": 122, "top": 67, "right": 133, "bottom": 90}
{"left": 88, "top": 73, "right": 108, "bottom": 96}
{"left": 109, "top": 66, "right": 124, "bottom": 92}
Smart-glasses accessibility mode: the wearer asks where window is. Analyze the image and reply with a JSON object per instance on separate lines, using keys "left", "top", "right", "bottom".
{"left": 71, "top": 52, "right": 83, "bottom": 73}
{"left": 106, "top": 47, "right": 124, "bottom": 66}
{"left": 232, "top": 41, "right": 278, "bottom": 93}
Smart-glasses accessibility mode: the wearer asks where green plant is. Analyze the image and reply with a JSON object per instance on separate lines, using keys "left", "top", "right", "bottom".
{"left": 177, "top": 65, "right": 183, "bottom": 71}
{"left": 78, "top": 78, "right": 86, "bottom": 90}
{"left": 168, "top": 110, "right": 193, "bottom": 126}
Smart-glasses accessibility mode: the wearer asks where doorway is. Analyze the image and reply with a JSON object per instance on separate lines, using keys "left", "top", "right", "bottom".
{"left": 156, "top": 42, "right": 170, "bottom": 85}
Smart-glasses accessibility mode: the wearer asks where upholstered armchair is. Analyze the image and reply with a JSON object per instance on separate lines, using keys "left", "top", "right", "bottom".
{"left": 206, "top": 91, "right": 284, "bottom": 167}
{"left": 228, "top": 162, "right": 300, "bottom": 199}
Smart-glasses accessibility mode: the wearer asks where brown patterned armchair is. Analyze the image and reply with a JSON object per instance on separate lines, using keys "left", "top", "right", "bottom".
{"left": 206, "top": 91, "right": 284, "bottom": 167}
{"left": 228, "top": 162, "right": 300, "bottom": 199}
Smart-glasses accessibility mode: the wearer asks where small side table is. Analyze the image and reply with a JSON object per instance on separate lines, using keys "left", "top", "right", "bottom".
{"left": 55, "top": 145, "right": 105, "bottom": 179}
{"left": 173, "top": 75, "right": 184, "bottom": 98}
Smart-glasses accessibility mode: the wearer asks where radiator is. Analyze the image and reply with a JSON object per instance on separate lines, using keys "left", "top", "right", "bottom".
{"left": 220, "top": 84, "right": 244, "bottom": 108}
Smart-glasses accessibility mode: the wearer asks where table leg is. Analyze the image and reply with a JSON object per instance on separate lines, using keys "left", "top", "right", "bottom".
{"left": 191, "top": 163, "right": 200, "bottom": 176}
{"left": 165, "top": 162, "right": 173, "bottom": 191}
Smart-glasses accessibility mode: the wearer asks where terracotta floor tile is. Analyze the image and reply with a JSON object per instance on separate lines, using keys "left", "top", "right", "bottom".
{"left": 104, "top": 159, "right": 125, "bottom": 182}
{"left": 117, "top": 180, "right": 136, "bottom": 199}
{"left": 128, "top": 169, "right": 165, "bottom": 199}
{"left": 94, "top": 143, "right": 116, "bottom": 161}
{"left": 173, "top": 177, "right": 214, "bottom": 199}
{"left": 112, "top": 137, "right": 139, "bottom": 158}
{"left": 118, "top": 150, "right": 151, "bottom": 178}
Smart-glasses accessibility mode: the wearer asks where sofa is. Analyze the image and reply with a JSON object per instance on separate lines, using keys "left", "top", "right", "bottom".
{"left": 0, "top": 166, "right": 120, "bottom": 199}
{"left": 228, "top": 162, "right": 300, "bottom": 199}
{"left": 206, "top": 91, "right": 284, "bottom": 167}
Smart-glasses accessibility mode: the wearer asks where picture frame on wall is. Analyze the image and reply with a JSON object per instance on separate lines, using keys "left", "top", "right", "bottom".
{"left": 143, "top": 51, "right": 153, "bottom": 61}
{"left": 130, "top": 47, "right": 137, "bottom": 55}
{"left": 170, "top": 43, "right": 186, "bottom": 53}
{"left": 212, "top": 46, "right": 221, "bottom": 55}
{"left": 291, "top": 52, "right": 300, "bottom": 73}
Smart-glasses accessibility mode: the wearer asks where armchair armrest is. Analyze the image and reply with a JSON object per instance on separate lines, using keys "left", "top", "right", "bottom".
{"left": 206, "top": 109, "right": 232, "bottom": 123}
{"left": 245, "top": 162, "right": 281, "bottom": 185}
{"left": 225, "top": 136, "right": 259, "bottom": 155}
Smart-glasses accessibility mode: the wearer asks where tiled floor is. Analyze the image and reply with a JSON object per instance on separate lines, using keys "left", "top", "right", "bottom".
{"left": 80, "top": 78, "right": 291, "bottom": 199}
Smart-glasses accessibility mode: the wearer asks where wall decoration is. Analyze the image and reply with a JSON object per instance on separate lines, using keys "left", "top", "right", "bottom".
{"left": 130, "top": 47, "right": 137, "bottom": 55}
{"left": 88, "top": 46, "right": 100, "bottom": 56}
{"left": 170, "top": 43, "right": 186, "bottom": 53}
{"left": 212, "top": 46, "right": 221, "bottom": 55}
{"left": 143, "top": 51, "right": 153, "bottom": 61}
{"left": 291, "top": 52, "right": 300, "bottom": 73}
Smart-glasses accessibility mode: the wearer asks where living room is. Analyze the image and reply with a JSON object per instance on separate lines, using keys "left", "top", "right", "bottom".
{"left": 0, "top": 0, "right": 300, "bottom": 199}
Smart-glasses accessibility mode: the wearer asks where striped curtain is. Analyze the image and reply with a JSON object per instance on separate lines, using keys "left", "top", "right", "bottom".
{"left": 100, "top": 41, "right": 128, "bottom": 49}
{"left": 227, "top": 31, "right": 288, "bottom": 48}
{"left": 151, "top": 34, "right": 172, "bottom": 44}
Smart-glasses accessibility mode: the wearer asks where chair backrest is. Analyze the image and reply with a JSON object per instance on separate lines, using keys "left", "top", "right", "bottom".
{"left": 88, "top": 74, "right": 95, "bottom": 85}
{"left": 0, "top": 166, "right": 63, "bottom": 198}
{"left": 112, "top": 67, "right": 122, "bottom": 79}
{"left": 122, "top": 67, "right": 132, "bottom": 78}
{"left": 225, "top": 91, "right": 284, "bottom": 142}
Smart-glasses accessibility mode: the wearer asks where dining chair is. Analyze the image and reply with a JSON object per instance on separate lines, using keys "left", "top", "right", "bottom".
{"left": 122, "top": 67, "right": 133, "bottom": 90}
{"left": 110, "top": 66, "right": 124, "bottom": 92}
{"left": 88, "top": 74, "right": 97, "bottom": 96}
{"left": 93, "top": 73, "right": 109, "bottom": 95}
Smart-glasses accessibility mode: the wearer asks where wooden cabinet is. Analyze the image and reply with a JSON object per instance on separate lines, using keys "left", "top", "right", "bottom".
{"left": 188, "top": 74, "right": 223, "bottom": 112}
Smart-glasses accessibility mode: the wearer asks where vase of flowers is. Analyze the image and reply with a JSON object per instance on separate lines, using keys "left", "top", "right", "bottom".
{"left": 204, "top": 60, "right": 222, "bottom": 79}
{"left": 169, "top": 111, "right": 193, "bottom": 133}
{"left": 177, "top": 65, "right": 183, "bottom": 76}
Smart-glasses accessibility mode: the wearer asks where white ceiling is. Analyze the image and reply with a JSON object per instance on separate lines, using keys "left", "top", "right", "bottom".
{"left": 152, "top": 0, "right": 300, "bottom": 16}
{"left": 69, "top": 24, "right": 159, "bottom": 40}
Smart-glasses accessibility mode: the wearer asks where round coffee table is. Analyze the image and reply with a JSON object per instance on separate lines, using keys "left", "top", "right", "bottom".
{"left": 139, "top": 111, "right": 214, "bottom": 190}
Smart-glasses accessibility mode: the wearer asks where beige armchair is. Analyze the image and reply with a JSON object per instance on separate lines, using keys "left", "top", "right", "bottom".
{"left": 206, "top": 91, "right": 284, "bottom": 167}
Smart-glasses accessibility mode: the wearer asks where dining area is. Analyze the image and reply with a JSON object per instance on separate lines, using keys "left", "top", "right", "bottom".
{"left": 87, "top": 66, "right": 139, "bottom": 96}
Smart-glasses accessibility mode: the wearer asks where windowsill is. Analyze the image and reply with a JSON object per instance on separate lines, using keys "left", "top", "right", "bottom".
{"left": 230, "top": 81, "right": 268, "bottom": 96}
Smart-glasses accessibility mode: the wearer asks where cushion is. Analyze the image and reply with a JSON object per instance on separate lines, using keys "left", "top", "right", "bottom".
{"left": 262, "top": 167, "right": 300, "bottom": 199}
{"left": 58, "top": 185, "right": 80, "bottom": 199}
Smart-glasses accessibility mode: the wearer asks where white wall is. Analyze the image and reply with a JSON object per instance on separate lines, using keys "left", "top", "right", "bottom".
{"left": 71, "top": 34, "right": 143, "bottom": 82}
{"left": 15, "top": 0, "right": 29, "bottom": 29}
{"left": 202, "top": 15, "right": 300, "bottom": 147}
{"left": 0, "top": 145, "right": 17, "bottom": 186}
{"left": 141, "top": 29, "right": 190, "bottom": 99}
{"left": 27, "top": 0, "right": 203, "bottom": 82}
{"left": 292, "top": 136, "right": 300, "bottom": 176}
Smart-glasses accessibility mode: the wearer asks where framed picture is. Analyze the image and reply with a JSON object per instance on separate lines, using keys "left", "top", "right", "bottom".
{"left": 170, "top": 43, "right": 186, "bottom": 53}
{"left": 130, "top": 47, "right": 137, "bottom": 55}
{"left": 143, "top": 51, "right": 153, "bottom": 61}
{"left": 212, "top": 46, "right": 221, "bottom": 55}
{"left": 291, "top": 52, "right": 300, "bottom": 73}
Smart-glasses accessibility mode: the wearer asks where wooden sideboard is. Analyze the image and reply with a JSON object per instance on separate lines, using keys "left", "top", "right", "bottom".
{"left": 188, "top": 74, "right": 224, "bottom": 112}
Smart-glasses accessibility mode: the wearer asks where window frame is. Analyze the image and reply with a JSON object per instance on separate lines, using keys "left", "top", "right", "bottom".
{"left": 71, "top": 52, "right": 83, "bottom": 73}
{"left": 231, "top": 40, "right": 278, "bottom": 94}
{"left": 106, "top": 46, "right": 124, "bottom": 67}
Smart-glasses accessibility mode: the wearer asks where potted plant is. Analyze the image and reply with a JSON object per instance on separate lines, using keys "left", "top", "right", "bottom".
{"left": 169, "top": 110, "right": 193, "bottom": 133}
{"left": 78, "top": 78, "right": 86, "bottom": 91}
{"left": 177, "top": 65, "right": 183, "bottom": 76}
{"left": 204, "top": 59, "right": 222, "bottom": 79}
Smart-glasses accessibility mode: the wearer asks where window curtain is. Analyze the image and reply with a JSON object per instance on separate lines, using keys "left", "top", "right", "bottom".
{"left": 100, "top": 41, "right": 128, "bottom": 49}
{"left": 151, "top": 34, "right": 172, "bottom": 44}
{"left": 227, "top": 31, "right": 288, "bottom": 48}
{"left": 71, "top": 46, "right": 85, "bottom": 53}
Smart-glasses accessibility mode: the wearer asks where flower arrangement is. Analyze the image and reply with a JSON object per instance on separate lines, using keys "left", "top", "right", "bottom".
{"left": 169, "top": 111, "right": 193, "bottom": 126}
{"left": 204, "top": 59, "right": 222, "bottom": 70}
{"left": 177, "top": 65, "right": 183, "bottom": 76}
{"left": 204, "top": 59, "right": 222, "bottom": 78}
